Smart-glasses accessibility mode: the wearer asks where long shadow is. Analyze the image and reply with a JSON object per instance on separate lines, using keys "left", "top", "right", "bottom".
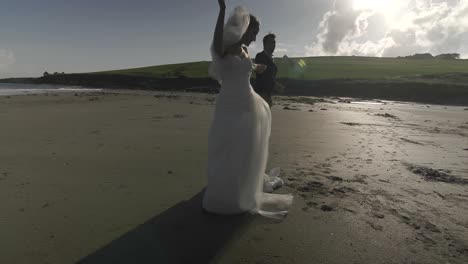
{"left": 77, "top": 190, "right": 252, "bottom": 264}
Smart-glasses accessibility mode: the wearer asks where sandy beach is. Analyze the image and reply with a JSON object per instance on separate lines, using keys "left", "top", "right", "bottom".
{"left": 1, "top": 91, "right": 467, "bottom": 264}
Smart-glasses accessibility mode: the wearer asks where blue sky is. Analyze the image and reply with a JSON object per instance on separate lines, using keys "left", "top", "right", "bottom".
{"left": 1, "top": 0, "right": 467, "bottom": 78}
{"left": 0, "top": 0, "right": 330, "bottom": 77}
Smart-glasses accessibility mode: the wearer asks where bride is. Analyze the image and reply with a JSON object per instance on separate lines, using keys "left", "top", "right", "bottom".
{"left": 202, "top": 0, "right": 293, "bottom": 219}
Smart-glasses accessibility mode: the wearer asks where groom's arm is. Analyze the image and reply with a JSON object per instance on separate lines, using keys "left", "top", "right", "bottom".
{"left": 272, "top": 62, "right": 284, "bottom": 93}
{"left": 254, "top": 52, "right": 268, "bottom": 74}
{"left": 254, "top": 52, "right": 267, "bottom": 66}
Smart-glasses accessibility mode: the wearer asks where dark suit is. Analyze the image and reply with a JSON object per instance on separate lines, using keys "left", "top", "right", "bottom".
{"left": 254, "top": 51, "right": 277, "bottom": 108}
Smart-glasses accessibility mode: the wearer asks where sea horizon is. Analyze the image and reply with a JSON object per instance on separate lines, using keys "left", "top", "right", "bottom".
{"left": 0, "top": 83, "right": 103, "bottom": 96}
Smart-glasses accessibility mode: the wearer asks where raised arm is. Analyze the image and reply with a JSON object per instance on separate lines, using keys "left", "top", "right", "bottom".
{"left": 213, "top": 0, "right": 226, "bottom": 57}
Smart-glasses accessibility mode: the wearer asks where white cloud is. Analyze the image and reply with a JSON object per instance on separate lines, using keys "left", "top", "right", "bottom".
{"left": 248, "top": 42, "right": 290, "bottom": 57}
{"left": 275, "top": 42, "right": 307, "bottom": 57}
{"left": 306, "top": 0, "right": 468, "bottom": 57}
{"left": 275, "top": 48, "right": 288, "bottom": 53}
{"left": 0, "top": 49, "right": 16, "bottom": 71}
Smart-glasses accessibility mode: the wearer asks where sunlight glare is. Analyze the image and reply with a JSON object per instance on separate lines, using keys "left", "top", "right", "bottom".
{"left": 352, "top": 0, "right": 408, "bottom": 29}
{"left": 353, "top": 0, "right": 392, "bottom": 11}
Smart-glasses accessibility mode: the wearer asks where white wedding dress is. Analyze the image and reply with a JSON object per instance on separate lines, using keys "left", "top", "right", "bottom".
{"left": 202, "top": 51, "right": 293, "bottom": 219}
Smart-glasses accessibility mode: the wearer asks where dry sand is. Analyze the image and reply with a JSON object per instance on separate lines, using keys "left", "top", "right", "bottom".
{"left": 0, "top": 91, "right": 467, "bottom": 264}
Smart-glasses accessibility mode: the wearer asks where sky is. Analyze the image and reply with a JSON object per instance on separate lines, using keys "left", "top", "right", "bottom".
{"left": 1, "top": 0, "right": 467, "bottom": 78}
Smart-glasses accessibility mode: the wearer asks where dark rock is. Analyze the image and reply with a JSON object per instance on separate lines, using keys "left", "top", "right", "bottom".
{"left": 320, "top": 205, "right": 334, "bottom": 211}
{"left": 283, "top": 106, "right": 300, "bottom": 111}
{"left": 406, "top": 164, "right": 468, "bottom": 185}
{"left": 327, "top": 176, "right": 344, "bottom": 182}
{"left": 375, "top": 113, "right": 399, "bottom": 120}
{"left": 400, "top": 138, "right": 424, "bottom": 145}
{"left": 297, "top": 181, "right": 324, "bottom": 193}
{"left": 285, "top": 97, "right": 320, "bottom": 105}
{"left": 340, "top": 122, "right": 362, "bottom": 126}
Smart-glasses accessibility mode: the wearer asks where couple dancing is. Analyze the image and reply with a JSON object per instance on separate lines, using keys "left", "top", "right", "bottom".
{"left": 203, "top": 0, "right": 293, "bottom": 219}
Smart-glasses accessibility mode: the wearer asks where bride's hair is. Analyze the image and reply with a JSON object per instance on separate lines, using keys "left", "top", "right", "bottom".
{"left": 248, "top": 15, "right": 260, "bottom": 32}
{"left": 240, "top": 15, "right": 260, "bottom": 45}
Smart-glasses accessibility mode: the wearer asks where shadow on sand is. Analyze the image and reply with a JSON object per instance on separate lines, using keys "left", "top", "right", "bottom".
{"left": 77, "top": 190, "right": 253, "bottom": 264}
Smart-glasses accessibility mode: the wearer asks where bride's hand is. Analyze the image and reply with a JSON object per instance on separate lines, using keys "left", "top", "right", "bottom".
{"left": 218, "top": 0, "right": 226, "bottom": 10}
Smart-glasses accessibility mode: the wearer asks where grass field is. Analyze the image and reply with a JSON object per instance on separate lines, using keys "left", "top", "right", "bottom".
{"left": 98, "top": 61, "right": 211, "bottom": 79}
{"left": 99, "top": 56, "right": 468, "bottom": 83}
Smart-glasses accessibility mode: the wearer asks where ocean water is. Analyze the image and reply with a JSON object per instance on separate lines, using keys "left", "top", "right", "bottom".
{"left": 0, "top": 83, "right": 102, "bottom": 96}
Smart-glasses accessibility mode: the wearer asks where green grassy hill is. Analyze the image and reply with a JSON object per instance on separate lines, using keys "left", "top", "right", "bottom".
{"left": 98, "top": 61, "right": 211, "bottom": 79}
{"left": 276, "top": 56, "right": 468, "bottom": 82}
{"left": 98, "top": 56, "right": 468, "bottom": 84}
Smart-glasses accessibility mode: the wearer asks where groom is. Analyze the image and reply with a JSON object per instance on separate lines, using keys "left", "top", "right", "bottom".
{"left": 254, "top": 33, "right": 282, "bottom": 108}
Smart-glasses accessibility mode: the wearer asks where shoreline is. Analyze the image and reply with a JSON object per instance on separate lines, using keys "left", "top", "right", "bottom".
{"left": 2, "top": 73, "right": 468, "bottom": 106}
{"left": 2, "top": 83, "right": 468, "bottom": 109}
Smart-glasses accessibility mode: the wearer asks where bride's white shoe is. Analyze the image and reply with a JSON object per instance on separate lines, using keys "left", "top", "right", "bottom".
{"left": 263, "top": 167, "right": 285, "bottom": 193}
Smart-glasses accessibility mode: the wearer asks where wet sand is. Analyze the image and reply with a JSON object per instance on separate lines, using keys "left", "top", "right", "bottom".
{"left": 0, "top": 92, "right": 467, "bottom": 264}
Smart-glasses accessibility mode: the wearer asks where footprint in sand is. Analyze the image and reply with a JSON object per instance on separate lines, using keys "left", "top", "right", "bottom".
{"left": 366, "top": 221, "right": 384, "bottom": 231}
{"left": 416, "top": 233, "right": 438, "bottom": 248}
{"left": 423, "top": 221, "right": 441, "bottom": 233}
{"left": 370, "top": 212, "right": 385, "bottom": 219}
{"left": 331, "top": 186, "right": 357, "bottom": 197}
